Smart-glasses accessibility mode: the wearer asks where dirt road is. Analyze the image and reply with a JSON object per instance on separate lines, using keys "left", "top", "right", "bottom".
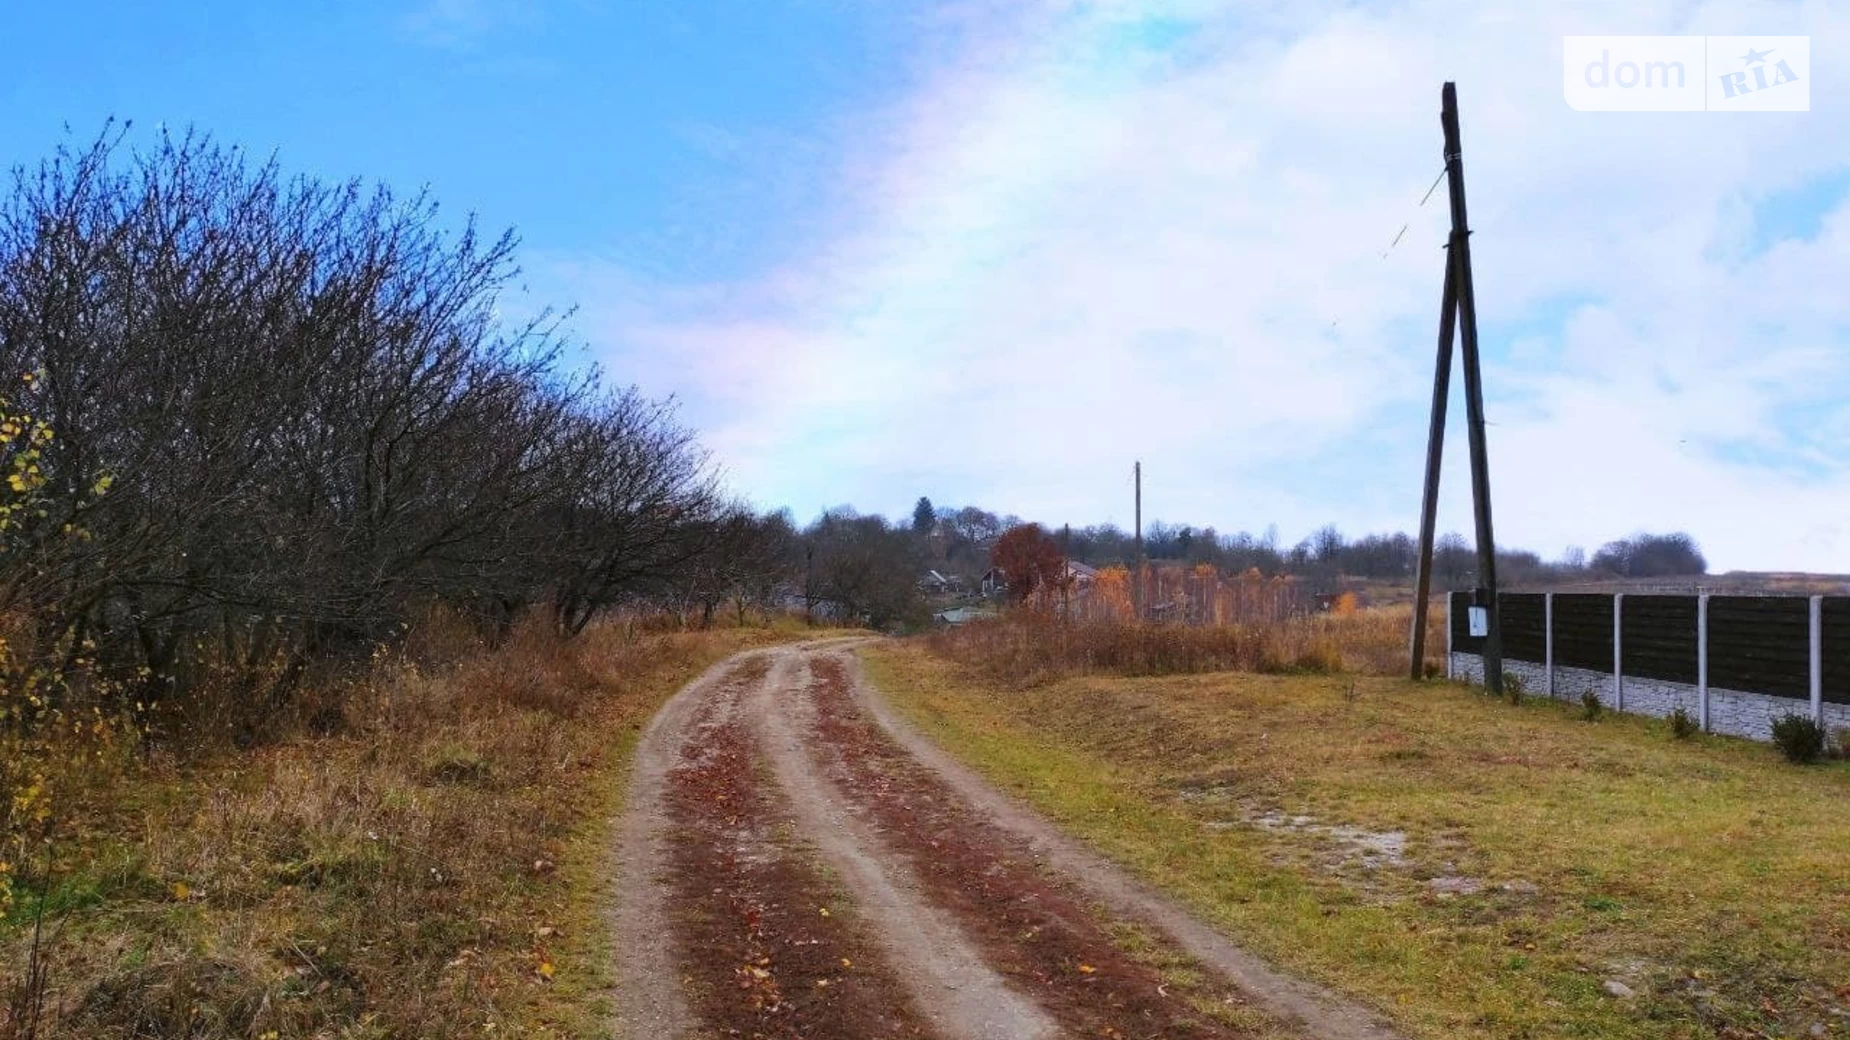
{"left": 611, "top": 640, "right": 1405, "bottom": 1040}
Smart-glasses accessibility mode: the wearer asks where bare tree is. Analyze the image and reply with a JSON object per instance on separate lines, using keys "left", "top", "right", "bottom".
{"left": 0, "top": 125, "right": 730, "bottom": 735}
{"left": 801, "top": 511, "right": 923, "bottom": 629}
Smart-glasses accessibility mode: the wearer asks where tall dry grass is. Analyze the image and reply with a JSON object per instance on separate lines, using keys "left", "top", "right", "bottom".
{"left": 928, "top": 604, "right": 1441, "bottom": 686}
{"left": 0, "top": 611, "right": 799, "bottom": 1040}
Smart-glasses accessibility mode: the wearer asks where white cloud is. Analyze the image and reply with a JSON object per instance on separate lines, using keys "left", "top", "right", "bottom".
{"left": 400, "top": 0, "right": 532, "bottom": 50}
{"left": 545, "top": 0, "right": 1850, "bottom": 572}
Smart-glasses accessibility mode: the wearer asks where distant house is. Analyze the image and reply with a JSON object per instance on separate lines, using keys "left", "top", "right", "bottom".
{"left": 978, "top": 567, "right": 1008, "bottom": 597}
{"left": 933, "top": 605, "right": 995, "bottom": 626}
{"left": 978, "top": 562, "right": 1095, "bottom": 599}
{"left": 919, "top": 569, "right": 965, "bottom": 595}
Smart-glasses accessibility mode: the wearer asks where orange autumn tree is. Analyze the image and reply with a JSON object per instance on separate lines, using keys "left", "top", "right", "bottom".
{"left": 991, "top": 523, "right": 1065, "bottom": 608}
{"left": 1089, "top": 565, "right": 1132, "bottom": 621}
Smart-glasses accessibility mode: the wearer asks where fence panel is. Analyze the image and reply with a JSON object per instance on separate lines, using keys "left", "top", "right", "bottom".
{"left": 1619, "top": 595, "right": 1698, "bottom": 685}
{"left": 1822, "top": 597, "right": 1850, "bottom": 705}
{"left": 1552, "top": 593, "right": 1614, "bottom": 672}
{"left": 1706, "top": 596, "right": 1810, "bottom": 700}
{"left": 1501, "top": 594, "right": 1547, "bottom": 664}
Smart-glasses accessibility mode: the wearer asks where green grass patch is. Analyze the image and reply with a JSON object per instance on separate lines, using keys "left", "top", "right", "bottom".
{"left": 863, "top": 643, "right": 1850, "bottom": 1040}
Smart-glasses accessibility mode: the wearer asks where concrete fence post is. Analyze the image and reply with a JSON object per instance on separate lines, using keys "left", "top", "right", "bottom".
{"left": 1612, "top": 593, "right": 1625, "bottom": 711}
{"left": 1811, "top": 595, "right": 1824, "bottom": 724}
{"left": 1544, "top": 592, "right": 1556, "bottom": 698}
{"left": 1697, "top": 593, "right": 1710, "bottom": 732}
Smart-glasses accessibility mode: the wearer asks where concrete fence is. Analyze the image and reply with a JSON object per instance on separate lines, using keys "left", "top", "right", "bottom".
{"left": 1447, "top": 591, "right": 1850, "bottom": 741}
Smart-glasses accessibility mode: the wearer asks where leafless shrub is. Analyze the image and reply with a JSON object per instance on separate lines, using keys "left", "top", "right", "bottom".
{"left": 0, "top": 124, "right": 786, "bottom": 745}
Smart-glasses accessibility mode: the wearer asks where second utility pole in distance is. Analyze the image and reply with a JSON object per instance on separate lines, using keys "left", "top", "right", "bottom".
{"left": 1133, "top": 460, "right": 1143, "bottom": 622}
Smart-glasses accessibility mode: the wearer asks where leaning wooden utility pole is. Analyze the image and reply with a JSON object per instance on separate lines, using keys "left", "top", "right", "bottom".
{"left": 1409, "top": 82, "right": 1503, "bottom": 693}
{"left": 1133, "top": 461, "right": 1144, "bottom": 623}
{"left": 1408, "top": 235, "right": 1459, "bottom": 678}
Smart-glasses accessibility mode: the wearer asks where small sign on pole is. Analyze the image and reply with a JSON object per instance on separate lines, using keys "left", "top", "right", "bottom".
{"left": 1468, "top": 605, "right": 1489, "bottom": 638}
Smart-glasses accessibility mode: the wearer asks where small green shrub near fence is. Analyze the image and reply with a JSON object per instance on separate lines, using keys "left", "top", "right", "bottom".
{"left": 1770, "top": 713, "right": 1827, "bottom": 764}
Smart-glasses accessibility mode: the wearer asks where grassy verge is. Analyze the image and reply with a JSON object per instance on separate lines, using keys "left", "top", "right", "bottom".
{"left": 863, "top": 642, "right": 1850, "bottom": 1040}
{"left": 0, "top": 617, "right": 839, "bottom": 1040}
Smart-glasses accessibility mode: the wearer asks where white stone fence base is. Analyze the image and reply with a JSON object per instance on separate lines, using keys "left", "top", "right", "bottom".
{"left": 1446, "top": 593, "right": 1850, "bottom": 743}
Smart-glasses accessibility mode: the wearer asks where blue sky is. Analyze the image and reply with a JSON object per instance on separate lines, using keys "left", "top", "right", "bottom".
{"left": 4, "top": 1, "right": 1848, "bottom": 572}
{"left": 0, "top": 1, "right": 931, "bottom": 274}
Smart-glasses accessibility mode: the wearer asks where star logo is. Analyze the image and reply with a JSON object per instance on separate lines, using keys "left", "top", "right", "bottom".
{"left": 1739, "top": 47, "right": 1773, "bottom": 65}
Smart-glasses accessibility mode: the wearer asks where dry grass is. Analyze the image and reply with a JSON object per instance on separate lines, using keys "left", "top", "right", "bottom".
{"left": 865, "top": 642, "right": 1850, "bottom": 1040}
{"left": 0, "top": 613, "right": 829, "bottom": 1040}
{"left": 930, "top": 605, "right": 1439, "bottom": 685}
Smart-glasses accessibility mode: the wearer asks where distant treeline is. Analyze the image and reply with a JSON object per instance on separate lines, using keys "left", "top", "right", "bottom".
{"left": 907, "top": 499, "right": 1707, "bottom": 591}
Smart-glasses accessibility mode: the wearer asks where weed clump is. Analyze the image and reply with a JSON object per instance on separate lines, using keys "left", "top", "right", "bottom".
{"left": 1770, "top": 713, "right": 1826, "bottom": 764}
{"left": 424, "top": 743, "right": 494, "bottom": 787}
{"left": 1668, "top": 706, "right": 1699, "bottom": 740}
{"left": 1579, "top": 691, "right": 1603, "bottom": 722}
{"left": 1501, "top": 673, "right": 1525, "bottom": 706}
{"left": 1293, "top": 640, "right": 1344, "bottom": 676}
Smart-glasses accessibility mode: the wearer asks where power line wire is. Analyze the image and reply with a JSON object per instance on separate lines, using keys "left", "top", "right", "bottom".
{"left": 1381, "top": 166, "right": 1448, "bottom": 260}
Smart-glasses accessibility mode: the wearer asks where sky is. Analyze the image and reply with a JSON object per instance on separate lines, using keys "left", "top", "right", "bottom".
{"left": 3, "top": 0, "right": 1847, "bottom": 573}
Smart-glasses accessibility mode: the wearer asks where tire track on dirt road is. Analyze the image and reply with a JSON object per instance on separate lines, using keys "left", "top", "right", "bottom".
{"left": 748, "top": 648, "right": 1062, "bottom": 1040}
{"left": 615, "top": 640, "right": 1406, "bottom": 1040}
{"left": 658, "top": 653, "right": 939, "bottom": 1038}
{"left": 795, "top": 651, "right": 1295, "bottom": 1039}
{"left": 828, "top": 647, "right": 1406, "bottom": 1040}
{"left": 614, "top": 643, "right": 1046, "bottom": 1040}
{"left": 611, "top": 653, "right": 739, "bottom": 1039}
